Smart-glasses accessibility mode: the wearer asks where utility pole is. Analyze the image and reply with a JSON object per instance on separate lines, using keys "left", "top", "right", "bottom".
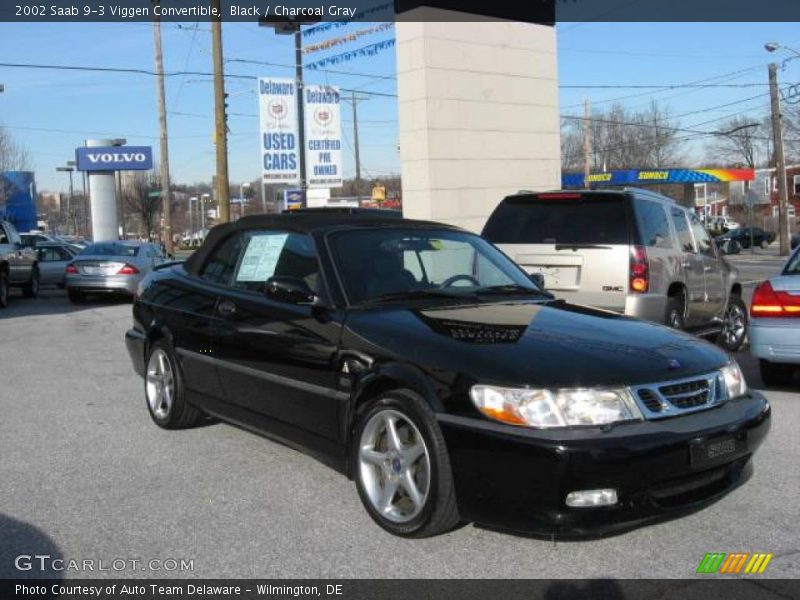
{"left": 768, "top": 63, "right": 791, "bottom": 256}
{"left": 152, "top": 1, "right": 173, "bottom": 254}
{"left": 211, "top": 0, "right": 231, "bottom": 223}
{"left": 582, "top": 98, "right": 591, "bottom": 189}
{"left": 343, "top": 91, "right": 370, "bottom": 201}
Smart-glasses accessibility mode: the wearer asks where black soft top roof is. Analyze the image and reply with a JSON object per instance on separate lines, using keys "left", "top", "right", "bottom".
{"left": 183, "top": 210, "right": 464, "bottom": 276}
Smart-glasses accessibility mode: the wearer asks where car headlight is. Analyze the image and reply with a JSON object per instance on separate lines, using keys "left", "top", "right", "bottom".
{"left": 469, "top": 385, "right": 642, "bottom": 428}
{"left": 720, "top": 361, "right": 747, "bottom": 399}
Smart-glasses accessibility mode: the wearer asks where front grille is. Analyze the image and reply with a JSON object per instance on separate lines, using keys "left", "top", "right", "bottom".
{"left": 630, "top": 371, "right": 724, "bottom": 420}
{"left": 659, "top": 379, "right": 710, "bottom": 409}
{"left": 637, "top": 389, "right": 662, "bottom": 412}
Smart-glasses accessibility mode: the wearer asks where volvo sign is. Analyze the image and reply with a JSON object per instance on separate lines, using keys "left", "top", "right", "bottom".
{"left": 75, "top": 146, "right": 153, "bottom": 172}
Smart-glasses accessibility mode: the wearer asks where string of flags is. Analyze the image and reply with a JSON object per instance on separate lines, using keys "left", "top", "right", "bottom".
{"left": 303, "top": 23, "right": 394, "bottom": 55}
{"left": 302, "top": 3, "right": 394, "bottom": 38}
{"left": 305, "top": 39, "right": 397, "bottom": 71}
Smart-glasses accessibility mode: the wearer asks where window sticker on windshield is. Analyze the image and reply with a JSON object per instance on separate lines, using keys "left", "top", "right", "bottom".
{"left": 236, "top": 234, "right": 288, "bottom": 282}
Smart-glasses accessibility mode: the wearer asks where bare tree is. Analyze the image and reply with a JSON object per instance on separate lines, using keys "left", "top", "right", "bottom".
{"left": 705, "top": 116, "right": 765, "bottom": 168}
{"left": 122, "top": 171, "right": 161, "bottom": 239}
{"left": 0, "top": 125, "right": 32, "bottom": 204}
{"left": 561, "top": 102, "right": 684, "bottom": 172}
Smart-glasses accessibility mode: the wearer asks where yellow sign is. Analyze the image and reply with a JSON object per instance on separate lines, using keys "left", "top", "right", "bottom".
{"left": 372, "top": 185, "right": 386, "bottom": 202}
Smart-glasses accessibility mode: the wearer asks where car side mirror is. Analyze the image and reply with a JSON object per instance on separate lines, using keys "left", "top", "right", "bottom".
{"left": 266, "top": 276, "right": 319, "bottom": 306}
{"left": 528, "top": 272, "right": 545, "bottom": 288}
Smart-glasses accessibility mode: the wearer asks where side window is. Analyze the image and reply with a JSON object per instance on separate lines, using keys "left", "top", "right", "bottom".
{"left": 57, "top": 247, "right": 73, "bottom": 261}
{"left": 37, "top": 248, "right": 58, "bottom": 262}
{"left": 233, "top": 231, "right": 320, "bottom": 294}
{"left": 670, "top": 209, "right": 695, "bottom": 253}
{"left": 635, "top": 200, "right": 672, "bottom": 248}
{"left": 200, "top": 233, "right": 245, "bottom": 286}
{"left": 688, "top": 213, "right": 714, "bottom": 257}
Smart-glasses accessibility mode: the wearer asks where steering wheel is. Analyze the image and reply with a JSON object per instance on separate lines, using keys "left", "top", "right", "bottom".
{"left": 439, "top": 274, "right": 481, "bottom": 288}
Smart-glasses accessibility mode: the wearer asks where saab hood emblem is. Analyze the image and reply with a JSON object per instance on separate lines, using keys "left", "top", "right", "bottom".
{"left": 667, "top": 359, "right": 681, "bottom": 371}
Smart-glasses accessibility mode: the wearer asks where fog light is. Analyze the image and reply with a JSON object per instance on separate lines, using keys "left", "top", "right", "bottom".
{"left": 565, "top": 489, "right": 618, "bottom": 508}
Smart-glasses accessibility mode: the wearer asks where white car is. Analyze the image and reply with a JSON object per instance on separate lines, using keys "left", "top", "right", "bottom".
{"left": 750, "top": 246, "right": 800, "bottom": 386}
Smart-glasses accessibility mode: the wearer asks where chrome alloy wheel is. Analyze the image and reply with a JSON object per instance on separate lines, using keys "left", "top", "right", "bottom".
{"left": 146, "top": 349, "right": 175, "bottom": 420}
{"left": 358, "top": 409, "right": 431, "bottom": 523}
{"left": 720, "top": 302, "right": 747, "bottom": 348}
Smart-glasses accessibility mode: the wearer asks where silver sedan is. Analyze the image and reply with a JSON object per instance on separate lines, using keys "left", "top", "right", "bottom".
{"left": 749, "top": 245, "right": 800, "bottom": 386}
{"left": 65, "top": 241, "right": 166, "bottom": 302}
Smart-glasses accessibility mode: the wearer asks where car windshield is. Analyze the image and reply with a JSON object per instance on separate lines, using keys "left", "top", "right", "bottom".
{"left": 80, "top": 243, "right": 139, "bottom": 257}
{"left": 785, "top": 250, "right": 800, "bottom": 275}
{"left": 328, "top": 228, "right": 540, "bottom": 304}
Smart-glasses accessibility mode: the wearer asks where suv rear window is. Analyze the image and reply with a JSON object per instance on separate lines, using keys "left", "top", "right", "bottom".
{"left": 482, "top": 194, "right": 629, "bottom": 245}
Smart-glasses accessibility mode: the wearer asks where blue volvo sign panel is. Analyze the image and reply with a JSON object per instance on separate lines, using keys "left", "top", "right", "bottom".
{"left": 75, "top": 146, "right": 153, "bottom": 172}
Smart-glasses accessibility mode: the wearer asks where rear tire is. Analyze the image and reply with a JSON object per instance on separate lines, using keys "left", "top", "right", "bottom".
{"left": 67, "top": 289, "right": 85, "bottom": 303}
{"left": 145, "top": 340, "right": 202, "bottom": 429}
{"left": 717, "top": 295, "right": 747, "bottom": 352}
{"left": 760, "top": 240, "right": 769, "bottom": 249}
{"left": 353, "top": 389, "right": 459, "bottom": 538}
{"left": 759, "top": 360, "right": 795, "bottom": 387}
{"left": 666, "top": 295, "right": 685, "bottom": 330}
{"left": 22, "top": 267, "right": 39, "bottom": 298}
{"left": 0, "top": 270, "right": 9, "bottom": 308}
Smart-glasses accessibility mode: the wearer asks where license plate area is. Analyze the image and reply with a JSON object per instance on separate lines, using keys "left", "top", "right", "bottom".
{"left": 525, "top": 265, "right": 580, "bottom": 290}
{"left": 690, "top": 433, "right": 747, "bottom": 468}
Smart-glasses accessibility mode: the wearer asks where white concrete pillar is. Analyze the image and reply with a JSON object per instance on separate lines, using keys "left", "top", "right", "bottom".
{"left": 396, "top": 18, "right": 561, "bottom": 232}
{"left": 86, "top": 139, "right": 119, "bottom": 241}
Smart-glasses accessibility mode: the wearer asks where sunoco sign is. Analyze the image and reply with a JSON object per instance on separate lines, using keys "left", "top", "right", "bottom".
{"left": 75, "top": 146, "right": 153, "bottom": 172}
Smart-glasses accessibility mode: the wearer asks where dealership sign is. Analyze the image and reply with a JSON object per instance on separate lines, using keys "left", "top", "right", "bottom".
{"left": 259, "top": 77, "right": 300, "bottom": 185}
{"left": 304, "top": 85, "right": 343, "bottom": 189}
{"left": 75, "top": 146, "right": 153, "bottom": 171}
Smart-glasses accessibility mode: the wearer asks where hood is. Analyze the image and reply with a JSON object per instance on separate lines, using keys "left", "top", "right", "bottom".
{"left": 345, "top": 300, "right": 730, "bottom": 388}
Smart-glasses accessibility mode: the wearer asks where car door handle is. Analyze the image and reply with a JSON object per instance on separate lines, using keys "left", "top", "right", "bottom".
{"left": 218, "top": 300, "right": 237, "bottom": 316}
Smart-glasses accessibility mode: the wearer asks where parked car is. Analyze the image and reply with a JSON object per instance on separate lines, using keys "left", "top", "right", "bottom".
{"left": 749, "top": 245, "right": 800, "bottom": 386}
{"left": 35, "top": 242, "right": 77, "bottom": 288}
{"left": 481, "top": 189, "right": 748, "bottom": 351}
{"left": 715, "top": 238, "right": 742, "bottom": 255}
{"left": 65, "top": 241, "right": 165, "bottom": 302}
{"left": 125, "top": 211, "right": 770, "bottom": 538}
{"left": 0, "top": 220, "right": 40, "bottom": 308}
{"left": 706, "top": 216, "right": 740, "bottom": 235}
{"left": 716, "top": 227, "right": 776, "bottom": 250}
{"left": 19, "top": 231, "right": 56, "bottom": 248}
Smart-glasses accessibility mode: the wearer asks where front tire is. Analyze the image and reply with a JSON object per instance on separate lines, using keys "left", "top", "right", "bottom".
{"left": 145, "top": 341, "right": 202, "bottom": 429}
{"left": 759, "top": 360, "right": 795, "bottom": 387}
{"left": 760, "top": 240, "right": 769, "bottom": 249}
{"left": 353, "top": 389, "right": 459, "bottom": 537}
{"left": 22, "top": 267, "right": 39, "bottom": 298}
{"left": 717, "top": 295, "right": 747, "bottom": 351}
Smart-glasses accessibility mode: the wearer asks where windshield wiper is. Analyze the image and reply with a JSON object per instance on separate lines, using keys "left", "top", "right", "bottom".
{"left": 365, "top": 289, "right": 476, "bottom": 304}
{"left": 554, "top": 243, "right": 612, "bottom": 251}
{"left": 475, "top": 284, "right": 552, "bottom": 298}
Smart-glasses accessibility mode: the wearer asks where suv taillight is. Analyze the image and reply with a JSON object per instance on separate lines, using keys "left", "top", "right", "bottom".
{"left": 629, "top": 245, "right": 649, "bottom": 293}
{"left": 751, "top": 280, "right": 800, "bottom": 317}
{"left": 117, "top": 263, "right": 139, "bottom": 275}
{"left": 65, "top": 263, "right": 78, "bottom": 274}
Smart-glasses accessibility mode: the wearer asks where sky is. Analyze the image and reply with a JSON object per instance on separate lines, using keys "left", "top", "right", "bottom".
{"left": 0, "top": 20, "right": 799, "bottom": 193}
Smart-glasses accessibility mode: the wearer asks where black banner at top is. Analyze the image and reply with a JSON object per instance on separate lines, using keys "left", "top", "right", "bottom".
{"left": 0, "top": 0, "right": 799, "bottom": 23}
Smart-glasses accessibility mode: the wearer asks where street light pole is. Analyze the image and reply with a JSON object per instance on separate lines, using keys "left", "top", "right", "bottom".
{"left": 152, "top": 2, "right": 174, "bottom": 255}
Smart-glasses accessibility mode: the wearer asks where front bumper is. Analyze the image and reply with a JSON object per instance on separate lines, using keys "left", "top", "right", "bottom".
{"left": 66, "top": 274, "right": 140, "bottom": 295}
{"left": 438, "top": 392, "right": 770, "bottom": 536}
{"left": 749, "top": 318, "right": 800, "bottom": 364}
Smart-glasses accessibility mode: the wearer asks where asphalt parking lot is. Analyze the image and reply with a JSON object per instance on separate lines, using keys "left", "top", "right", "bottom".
{"left": 0, "top": 248, "right": 798, "bottom": 580}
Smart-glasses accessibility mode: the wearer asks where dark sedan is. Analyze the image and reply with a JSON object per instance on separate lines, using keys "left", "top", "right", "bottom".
{"left": 125, "top": 211, "right": 770, "bottom": 537}
{"left": 716, "top": 227, "right": 776, "bottom": 250}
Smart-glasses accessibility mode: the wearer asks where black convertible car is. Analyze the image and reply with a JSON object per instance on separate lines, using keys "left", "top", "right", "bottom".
{"left": 125, "top": 210, "right": 770, "bottom": 537}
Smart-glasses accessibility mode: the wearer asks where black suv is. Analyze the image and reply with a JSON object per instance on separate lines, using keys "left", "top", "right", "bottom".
{"left": 125, "top": 211, "right": 770, "bottom": 537}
